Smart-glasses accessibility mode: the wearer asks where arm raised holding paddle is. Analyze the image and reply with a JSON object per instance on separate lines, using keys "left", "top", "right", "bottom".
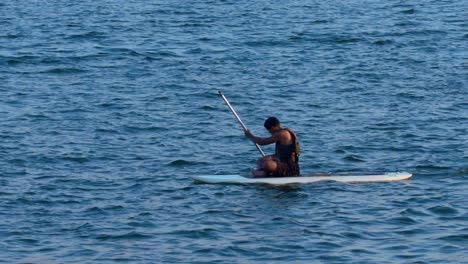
{"left": 244, "top": 129, "right": 281, "bottom": 145}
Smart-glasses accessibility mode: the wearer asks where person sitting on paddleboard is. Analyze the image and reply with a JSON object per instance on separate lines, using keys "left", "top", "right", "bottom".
{"left": 244, "top": 116, "right": 300, "bottom": 177}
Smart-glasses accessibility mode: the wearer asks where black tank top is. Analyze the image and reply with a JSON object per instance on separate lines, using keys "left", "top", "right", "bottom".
{"left": 275, "top": 128, "right": 300, "bottom": 163}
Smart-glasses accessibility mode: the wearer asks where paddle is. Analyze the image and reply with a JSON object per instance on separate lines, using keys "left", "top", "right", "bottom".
{"left": 218, "top": 91, "right": 266, "bottom": 157}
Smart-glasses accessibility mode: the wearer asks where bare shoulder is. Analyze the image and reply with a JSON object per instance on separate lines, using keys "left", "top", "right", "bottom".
{"left": 277, "top": 129, "right": 292, "bottom": 141}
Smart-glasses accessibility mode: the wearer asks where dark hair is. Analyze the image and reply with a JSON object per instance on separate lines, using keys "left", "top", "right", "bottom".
{"left": 264, "top": 116, "right": 280, "bottom": 129}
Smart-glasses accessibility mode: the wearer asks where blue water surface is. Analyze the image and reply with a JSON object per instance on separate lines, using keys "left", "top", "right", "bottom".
{"left": 0, "top": 0, "right": 467, "bottom": 263}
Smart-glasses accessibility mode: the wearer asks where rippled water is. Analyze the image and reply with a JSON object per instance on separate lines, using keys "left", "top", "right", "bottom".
{"left": 1, "top": 0, "right": 467, "bottom": 263}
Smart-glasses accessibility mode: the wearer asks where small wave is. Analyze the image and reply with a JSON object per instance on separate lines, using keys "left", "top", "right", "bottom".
{"left": 96, "top": 102, "right": 121, "bottom": 108}
{"left": 123, "top": 125, "right": 168, "bottom": 132}
{"left": 396, "top": 228, "right": 427, "bottom": 235}
{"left": 60, "top": 223, "right": 94, "bottom": 232}
{"left": 402, "top": 133, "right": 417, "bottom": 138}
{"left": 374, "top": 39, "right": 394, "bottom": 45}
{"left": 400, "top": 208, "right": 429, "bottom": 217}
{"left": 150, "top": 95, "right": 170, "bottom": 101}
{"left": 275, "top": 188, "right": 307, "bottom": 196}
{"left": 390, "top": 216, "right": 417, "bottom": 224}
{"left": 316, "top": 241, "right": 342, "bottom": 249}
{"left": 149, "top": 50, "right": 180, "bottom": 58}
{"left": 198, "top": 36, "right": 212, "bottom": 41}
{"left": 244, "top": 39, "right": 289, "bottom": 47}
{"left": 340, "top": 231, "right": 364, "bottom": 239}
{"left": 202, "top": 209, "right": 225, "bottom": 214}
{"left": 201, "top": 105, "right": 216, "bottom": 111}
{"left": 51, "top": 199, "right": 81, "bottom": 205}
{"left": 3, "top": 55, "right": 39, "bottom": 65}
{"left": 168, "top": 159, "right": 208, "bottom": 166}
{"left": 395, "top": 92, "right": 425, "bottom": 99}
{"left": 16, "top": 197, "right": 60, "bottom": 206}
{"left": 0, "top": 33, "right": 19, "bottom": 39}
{"left": 24, "top": 113, "right": 51, "bottom": 120}
{"left": 127, "top": 221, "right": 156, "bottom": 228}
{"left": 311, "top": 19, "right": 329, "bottom": 24}
{"left": 404, "top": 29, "right": 448, "bottom": 36}
{"left": 289, "top": 32, "right": 306, "bottom": 41}
{"left": 164, "top": 227, "right": 217, "bottom": 238}
{"left": 394, "top": 21, "right": 419, "bottom": 27}
{"left": 180, "top": 22, "right": 209, "bottom": 28}
{"left": 343, "top": 155, "right": 366, "bottom": 162}
{"left": 415, "top": 164, "right": 450, "bottom": 171}
{"left": 105, "top": 47, "right": 144, "bottom": 58}
{"left": 84, "top": 205, "right": 124, "bottom": 213}
{"left": 169, "top": 159, "right": 192, "bottom": 166}
{"left": 438, "top": 234, "right": 468, "bottom": 242}
{"left": 194, "top": 248, "right": 214, "bottom": 254}
{"left": 96, "top": 231, "right": 151, "bottom": 241}
{"left": 61, "top": 156, "right": 90, "bottom": 163}
{"left": 42, "top": 67, "right": 86, "bottom": 74}
{"left": 333, "top": 36, "right": 362, "bottom": 44}
{"left": 84, "top": 206, "right": 105, "bottom": 213}
{"left": 8, "top": 158, "right": 26, "bottom": 165}
{"left": 95, "top": 128, "right": 118, "bottom": 134}
{"left": 138, "top": 212, "right": 152, "bottom": 217}
{"left": 366, "top": 123, "right": 404, "bottom": 131}
{"left": 383, "top": 244, "right": 409, "bottom": 251}
{"left": 401, "top": 9, "right": 416, "bottom": 14}
{"left": 428, "top": 205, "right": 458, "bottom": 216}
{"left": 66, "top": 31, "right": 105, "bottom": 40}
{"left": 17, "top": 238, "right": 39, "bottom": 245}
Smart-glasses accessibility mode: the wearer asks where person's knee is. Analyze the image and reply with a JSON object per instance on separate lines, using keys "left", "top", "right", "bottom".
{"left": 263, "top": 160, "right": 277, "bottom": 172}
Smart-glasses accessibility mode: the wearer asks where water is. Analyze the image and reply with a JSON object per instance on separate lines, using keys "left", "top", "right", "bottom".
{"left": 1, "top": 0, "right": 467, "bottom": 263}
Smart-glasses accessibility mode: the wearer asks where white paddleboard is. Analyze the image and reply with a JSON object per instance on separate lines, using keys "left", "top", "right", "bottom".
{"left": 191, "top": 172, "right": 412, "bottom": 185}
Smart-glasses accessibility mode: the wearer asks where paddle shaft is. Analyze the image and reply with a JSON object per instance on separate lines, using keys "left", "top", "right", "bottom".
{"left": 218, "top": 91, "right": 266, "bottom": 157}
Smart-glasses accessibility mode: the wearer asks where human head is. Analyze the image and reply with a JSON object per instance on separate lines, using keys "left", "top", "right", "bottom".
{"left": 264, "top": 116, "right": 281, "bottom": 133}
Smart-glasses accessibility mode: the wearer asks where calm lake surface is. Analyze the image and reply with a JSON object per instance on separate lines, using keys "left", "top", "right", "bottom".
{"left": 0, "top": 0, "right": 467, "bottom": 263}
